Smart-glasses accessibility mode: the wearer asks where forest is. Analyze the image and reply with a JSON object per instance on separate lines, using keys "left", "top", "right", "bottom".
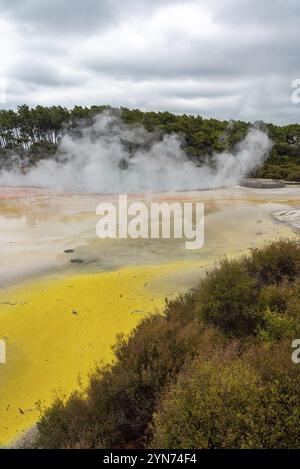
{"left": 0, "top": 105, "right": 300, "bottom": 180}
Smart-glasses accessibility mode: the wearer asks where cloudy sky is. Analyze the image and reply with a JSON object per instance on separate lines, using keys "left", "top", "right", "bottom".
{"left": 0, "top": 0, "right": 299, "bottom": 123}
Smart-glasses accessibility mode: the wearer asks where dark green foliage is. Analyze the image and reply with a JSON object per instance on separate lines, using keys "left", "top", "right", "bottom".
{"left": 34, "top": 240, "right": 300, "bottom": 449}
{"left": 1, "top": 105, "right": 300, "bottom": 176}
{"left": 246, "top": 239, "right": 300, "bottom": 285}
{"left": 195, "top": 259, "right": 261, "bottom": 337}
{"left": 151, "top": 343, "right": 300, "bottom": 449}
{"left": 195, "top": 240, "right": 300, "bottom": 338}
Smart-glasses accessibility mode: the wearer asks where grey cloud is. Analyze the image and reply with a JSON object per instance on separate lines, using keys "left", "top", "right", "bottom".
{"left": 82, "top": 27, "right": 298, "bottom": 82}
{"left": 0, "top": 0, "right": 122, "bottom": 34}
{"left": 10, "top": 58, "right": 87, "bottom": 88}
{"left": 1, "top": 0, "right": 300, "bottom": 123}
{"left": 0, "top": 0, "right": 177, "bottom": 34}
{"left": 211, "top": 0, "right": 300, "bottom": 25}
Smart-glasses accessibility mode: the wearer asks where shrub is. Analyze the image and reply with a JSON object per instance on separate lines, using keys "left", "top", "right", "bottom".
{"left": 259, "top": 308, "right": 296, "bottom": 341}
{"left": 279, "top": 280, "right": 300, "bottom": 336}
{"left": 246, "top": 239, "right": 300, "bottom": 285}
{"left": 196, "top": 258, "right": 261, "bottom": 337}
{"left": 150, "top": 358, "right": 262, "bottom": 448}
{"left": 257, "top": 283, "right": 300, "bottom": 341}
{"left": 151, "top": 343, "right": 300, "bottom": 449}
{"left": 258, "top": 283, "right": 290, "bottom": 314}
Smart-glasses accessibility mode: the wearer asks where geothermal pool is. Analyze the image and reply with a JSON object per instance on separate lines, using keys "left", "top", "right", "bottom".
{"left": 0, "top": 184, "right": 299, "bottom": 446}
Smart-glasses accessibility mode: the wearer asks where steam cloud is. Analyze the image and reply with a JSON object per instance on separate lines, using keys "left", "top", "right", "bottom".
{"left": 0, "top": 112, "right": 272, "bottom": 193}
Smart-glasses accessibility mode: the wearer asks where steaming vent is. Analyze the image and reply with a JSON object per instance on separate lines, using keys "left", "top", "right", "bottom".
{"left": 0, "top": 112, "right": 272, "bottom": 193}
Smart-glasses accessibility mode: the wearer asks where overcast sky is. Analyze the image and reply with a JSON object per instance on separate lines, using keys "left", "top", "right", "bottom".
{"left": 0, "top": 0, "right": 299, "bottom": 123}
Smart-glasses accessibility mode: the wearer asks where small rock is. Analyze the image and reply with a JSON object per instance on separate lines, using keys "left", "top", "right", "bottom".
{"left": 64, "top": 249, "right": 74, "bottom": 253}
{"left": 70, "top": 258, "right": 84, "bottom": 264}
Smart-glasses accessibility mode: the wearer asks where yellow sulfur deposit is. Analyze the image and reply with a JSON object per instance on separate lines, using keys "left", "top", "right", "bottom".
{"left": 0, "top": 261, "right": 200, "bottom": 447}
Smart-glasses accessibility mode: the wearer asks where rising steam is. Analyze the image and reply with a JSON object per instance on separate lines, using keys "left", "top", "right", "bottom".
{"left": 0, "top": 112, "right": 272, "bottom": 193}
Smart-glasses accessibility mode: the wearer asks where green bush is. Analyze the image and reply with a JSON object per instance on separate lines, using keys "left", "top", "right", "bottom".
{"left": 196, "top": 258, "right": 261, "bottom": 337}
{"left": 246, "top": 239, "right": 300, "bottom": 285}
{"left": 151, "top": 358, "right": 262, "bottom": 448}
{"left": 259, "top": 308, "right": 296, "bottom": 341}
{"left": 258, "top": 283, "right": 290, "bottom": 314}
{"left": 151, "top": 344, "right": 300, "bottom": 449}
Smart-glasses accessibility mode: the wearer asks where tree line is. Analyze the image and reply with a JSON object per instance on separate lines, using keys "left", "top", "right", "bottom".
{"left": 0, "top": 104, "right": 300, "bottom": 179}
